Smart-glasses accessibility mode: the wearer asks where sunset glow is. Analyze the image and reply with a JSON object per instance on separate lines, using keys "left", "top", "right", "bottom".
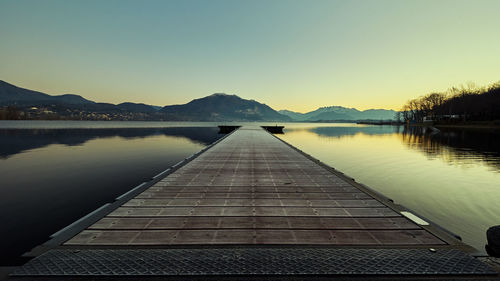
{"left": 1, "top": 0, "right": 499, "bottom": 112}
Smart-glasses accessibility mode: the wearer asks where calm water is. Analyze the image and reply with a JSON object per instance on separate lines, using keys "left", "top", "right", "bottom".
{"left": 0, "top": 121, "right": 222, "bottom": 265}
{"left": 1, "top": 121, "right": 499, "bottom": 265}
{"left": 280, "top": 123, "right": 500, "bottom": 254}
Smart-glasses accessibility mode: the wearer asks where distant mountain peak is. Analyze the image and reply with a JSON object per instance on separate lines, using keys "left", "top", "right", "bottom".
{"left": 1, "top": 80, "right": 394, "bottom": 122}
{"left": 161, "top": 94, "right": 291, "bottom": 122}
{"left": 208, "top": 93, "right": 237, "bottom": 98}
{"left": 279, "top": 105, "right": 396, "bottom": 121}
{"left": 0, "top": 80, "right": 95, "bottom": 105}
{"left": 319, "top": 105, "right": 351, "bottom": 109}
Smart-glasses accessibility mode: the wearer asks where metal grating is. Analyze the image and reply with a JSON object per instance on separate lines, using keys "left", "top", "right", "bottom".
{"left": 13, "top": 248, "right": 496, "bottom": 276}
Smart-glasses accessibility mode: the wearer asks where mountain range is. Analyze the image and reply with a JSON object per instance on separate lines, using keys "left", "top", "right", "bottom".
{"left": 0, "top": 80, "right": 396, "bottom": 121}
{"left": 161, "top": 93, "right": 290, "bottom": 121}
{"left": 279, "top": 106, "right": 396, "bottom": 121}
{"left": 0, "top": 80, "right": 159, "bottom": 113}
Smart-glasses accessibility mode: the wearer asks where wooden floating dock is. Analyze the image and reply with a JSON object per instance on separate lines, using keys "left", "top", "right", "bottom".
{"left": 262, "top": 125, "right": 284, "bottom": 134}
{"left": 11, "top": 126, "right": 499, "bottom": 280}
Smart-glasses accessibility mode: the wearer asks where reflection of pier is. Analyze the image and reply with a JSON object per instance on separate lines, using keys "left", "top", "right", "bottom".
{"left": 12, "top": 126, "right": 497, "bottom": 279}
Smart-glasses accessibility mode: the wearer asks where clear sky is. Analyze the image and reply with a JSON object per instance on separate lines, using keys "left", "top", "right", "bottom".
{"left": 1, "top": 0, "right": 499, "bottom": 112}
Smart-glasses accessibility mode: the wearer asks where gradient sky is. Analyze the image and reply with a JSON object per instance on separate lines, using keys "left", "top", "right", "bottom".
{"left": 1, "top": 0, "right": 499, "bottom": 112}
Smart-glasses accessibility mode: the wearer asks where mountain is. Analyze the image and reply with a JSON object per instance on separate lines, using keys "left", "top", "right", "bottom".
{"left": 279, "top": 106, "right": 396, "bottom": 121}
{"left": 308, "top": 111, "right": 353, "bottom": 121}
{"left": 277, "top": 110, "right": 305, "bottom": 121}
{"left": 359, "top": 109, "right": 398, "bottom": 120}
{"left": 161, "top": 93, "right": 291, "bottom": 121}
{"left": 0, "top": 80, "right": 94, "bottom": 106}
{"left": 0, "top": 81, "right": 290, "bottom": 121}
{"left": 0, "top": 80, "right": 161, "bottom": 113}
{"left": 116, "top": 102, "right": 158, "bottom": 113}
{"left": 1, "top": 80, "right": 394, "bottom": 122}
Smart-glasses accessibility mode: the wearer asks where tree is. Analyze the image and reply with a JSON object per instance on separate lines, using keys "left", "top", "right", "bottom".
{"left": 400, "top": 80, "right": 500, "bottom": 124}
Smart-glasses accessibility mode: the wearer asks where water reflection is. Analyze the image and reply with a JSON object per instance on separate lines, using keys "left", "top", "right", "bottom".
{"left": 0, "top": 127, "right": 220, "bottom": 265}
{"left": 286, "top": 125, "right": 400, "bottom": 138}
{"left": 2, "top": 123, "right": 499, "bottom": 264}
{"left": 400, "top": 126, "right": 500, "bottom": 172}
{"left": 279, "top": 123, "right": 500, "bottom": 255}
{"left": 0, "top": 127, "right": 220, "bottom": 159}
{"left": 286, "top": 125, "right": 500, "bottom": 172}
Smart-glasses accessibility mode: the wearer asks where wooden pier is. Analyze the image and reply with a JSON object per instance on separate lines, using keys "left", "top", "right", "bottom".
{"left": 10, "top": 126, "right": 499, "bottom": 280}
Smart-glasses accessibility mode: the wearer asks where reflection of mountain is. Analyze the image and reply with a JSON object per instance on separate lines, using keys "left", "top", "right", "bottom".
{"left": 290, "top": 124, "right": 500, "bottom": 171}
{"left": 0, "top": 127, "right": 220, "bottom": 158}
{"left": 288, "top": 126, "right": 400, "bottom": 138}
{"left": 401, "top": 126, "right": 500, "bottom": 170}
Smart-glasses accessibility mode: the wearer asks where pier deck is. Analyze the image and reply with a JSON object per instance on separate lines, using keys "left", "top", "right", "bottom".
{"left": 12, "top": 126, "right": 498, "bottom": 280}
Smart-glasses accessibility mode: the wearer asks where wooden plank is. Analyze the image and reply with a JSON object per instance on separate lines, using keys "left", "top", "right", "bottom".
{"left": 88, "top": 217, "right": 420, "bottom": 230}
{"left": 65, "top": 126, "right": 445, "bottom": 246}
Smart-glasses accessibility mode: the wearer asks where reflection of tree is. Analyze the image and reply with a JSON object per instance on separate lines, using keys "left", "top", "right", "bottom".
{"left": 400, "top": 126, "right": 500, "bottom": 171}
{"left": 0, "top": 127, "right": 220, "bottom": 158}
{"left": 291, "top": 125, "right": 500, "bottom": 172}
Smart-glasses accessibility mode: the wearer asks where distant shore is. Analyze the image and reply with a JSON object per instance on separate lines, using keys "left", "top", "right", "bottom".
{"left": 356, "top": 121, "right": 403, "bottom": 125}
{"left": 356, "top": 120, "right": 500, "bottom": 130}
{"left": 433, "top": 123, "right": 500, "bottom": 130}
{"left": 408, "top": 121, "right": 500, "bottom": 130}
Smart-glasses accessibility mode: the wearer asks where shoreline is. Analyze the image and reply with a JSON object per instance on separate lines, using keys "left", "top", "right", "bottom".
{"left": 434, "top": 124, "right": 500, "bottom": 130}
{"left": 411, "top": 122, "right": 500, "bottom": 130}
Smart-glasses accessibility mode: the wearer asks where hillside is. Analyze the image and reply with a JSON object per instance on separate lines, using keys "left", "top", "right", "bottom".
{"left": 279, "top": 106, "right": 396, "bottom": 121}
{"left": 1, "top": 80, "right": 395, "bottom": 122}
{"left": 0, "top": 81, "right": 291, "bottom": 121}
{"left": 0, "top": 80, "right": 94, "bottom": 106}
{"left": 161, "top": 94, "right": 291, "bottom": 121}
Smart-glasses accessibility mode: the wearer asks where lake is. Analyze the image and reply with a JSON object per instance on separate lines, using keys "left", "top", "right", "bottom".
{"left": 280, "top": 124, "right": 500, "bottom": 254}
{"left": 1, "top": 121, "right": 499, "bottom": 265}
